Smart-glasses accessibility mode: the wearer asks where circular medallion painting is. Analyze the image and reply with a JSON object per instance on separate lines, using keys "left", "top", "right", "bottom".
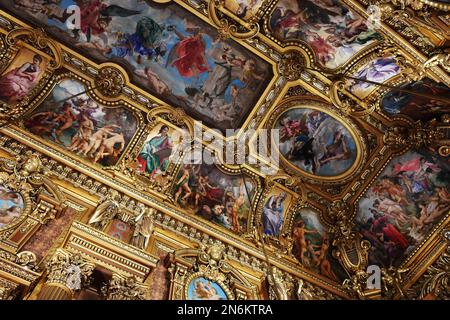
{"left": 275, "top": 107, "right": 358, "bottom": 177}
{"left": 0, "top": 185, "right": 25, "bottom": 229}
{"left": 187, "top": 277, "right": 228, "bottom": 300}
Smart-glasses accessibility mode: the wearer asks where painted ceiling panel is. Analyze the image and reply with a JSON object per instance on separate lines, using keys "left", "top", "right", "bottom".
{"left": 1, "top": 0, "right": 275, "bottom": 131}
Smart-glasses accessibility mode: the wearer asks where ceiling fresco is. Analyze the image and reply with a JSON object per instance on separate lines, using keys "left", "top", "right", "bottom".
{"left": 356, "top": 149, "right": 450, "bottom": 268}
{"left": 24, "top": 77, "right": 141, "bottom": 166}
{"left": 267, "top": 0, "right": 382, "bottom": 69}
{"left": 274, "top": 105, "right": 359, "bottom": 177}
{"left": 381, "top": 78, "right": 450, "bottom": 122}
{"left": 1, "top": 0, "right": 275, "bottom": 131}
{"left": 0, "top": 0, "right": 449, "bottom": 301}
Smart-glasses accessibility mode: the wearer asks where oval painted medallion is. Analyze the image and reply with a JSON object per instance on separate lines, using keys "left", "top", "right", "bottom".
{"left": 275, "top": 107, "right": 358, "bottom": 177}
{"left": 0, "top": 185, "right": 24, "bottom": 230}
{"left": 187, "top": 277, "right": 228, "bottom": 300}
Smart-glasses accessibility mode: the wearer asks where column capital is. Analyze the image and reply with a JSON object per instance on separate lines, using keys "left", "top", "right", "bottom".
{"left": 46, "top": 249, "right": 95, "bottom": 292}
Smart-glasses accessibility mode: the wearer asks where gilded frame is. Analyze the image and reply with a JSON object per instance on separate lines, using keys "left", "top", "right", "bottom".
{"left": 168, "top": 143, "right": 265, "bottom": 236}
{"left": 183, "top": 271, "right": 234, "bottom": 300}
{"left": 265, "top": 96, "right": 367, "bottom": 184}
{"left": 14, "top": 71, "right": 146, "bottom": 169}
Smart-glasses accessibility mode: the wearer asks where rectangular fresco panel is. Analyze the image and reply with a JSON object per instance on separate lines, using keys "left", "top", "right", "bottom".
{"left": 23, "top": 79, "right": 138, "bottom": 166}
{"left": 172, "top": 161, "right": 255, "bottom": 234}
{"left": 347, "top": 56, "right": 400, "bottom": 99}
{"left": 357, "top": 150, "right": 450, "bottom": 267}
{"left": 136, "top": 122, "right": 186, "bottom": 182}
{"left": 381, "top": 78, "right": 450, "bottom": 122}
{"left": 0, "top": 47, "right": 48, "bottom": 103}
{"left": 262, "top": 188, "right": 291, "bottom": 237}
{"left": 269, "top": 0, "right": 382, "bottom": 69}
{"left": 2, "top": 0, "right": 273, "bottom": 131}
{"left": 291, "top": 208, "right": 344, "bottom": 282}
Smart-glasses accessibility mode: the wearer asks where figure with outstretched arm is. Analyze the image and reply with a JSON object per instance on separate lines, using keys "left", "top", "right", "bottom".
{"left": 293, "top": 220, "right": 320, "bottom": 264}
{"left": 174, "top": 166, "right": 192, "bottom": 204}
{"left": 166, "top": 20, "right": 210, "bottom": 79}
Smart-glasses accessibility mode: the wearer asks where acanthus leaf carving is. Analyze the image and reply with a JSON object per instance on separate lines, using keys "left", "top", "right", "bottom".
{"left": 45, "top": 249, "right": 95, "bottom": 292}
{"left": 102, "top": 274, "right": 149, "bottom": 300}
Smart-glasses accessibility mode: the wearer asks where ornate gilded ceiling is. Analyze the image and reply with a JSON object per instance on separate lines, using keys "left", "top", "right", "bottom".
{"left": 0, "top": 0, "right": 449, "bottom": 301}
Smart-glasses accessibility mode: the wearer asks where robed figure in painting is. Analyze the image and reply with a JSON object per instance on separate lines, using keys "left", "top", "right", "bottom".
{"left": 137, "top": 125, "right": 173, "bottom": 178}
{"left": 263, "top": 192, "right": 287, "bottom": 236}
{"left": 167, "top": 21, "right": 210, "bottom": 79}
{"left": 75, "top": 0, "right": 141, "bottom": 42}
{"left": 0, "top": 54, "right": 43, "bottom": 102}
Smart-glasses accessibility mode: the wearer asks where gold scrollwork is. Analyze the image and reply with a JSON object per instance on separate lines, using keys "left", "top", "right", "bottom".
{"left": 5, "top": 28, "right": 62, "bottom": 70}
{"left": 207, "top": 0, "right": 259, "bottom": 40}
{"left": 94, "top": 66, "right": 126, "bottom": 98}
{"left": 277, "top": 50, "right": 306, "bottom": 81}
{"left": 330, "top": 80, "right": 375, "bottom": 117}
{"left": 102, "top": 274, "right": 150, "bottom": 300}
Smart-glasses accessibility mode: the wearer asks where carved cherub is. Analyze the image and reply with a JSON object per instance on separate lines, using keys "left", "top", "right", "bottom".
{"left": 381, "top": 266, "right": 410, "bottom": 299}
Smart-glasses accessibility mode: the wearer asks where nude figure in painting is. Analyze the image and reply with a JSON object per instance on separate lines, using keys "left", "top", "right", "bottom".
{"left": 314, "top": 237, "right": 338, "bottom": 281}
{"left": 68, "top": 113, "right": 94, "bottom": 153}
{"left": 318, "top": 129, "right": 351, "bottom": 166}
{"left": 0, "top": 190, "right": 21, "bottom": 204}
{"left": 436, "top": 187, "right": 450, "bottom": 203}
{"left": 81, "top": 124, "right": 120, "bottom": 157}
{"left": 197, "top": 175, "right": 221, "bottom": 205}
{"left": 93, "top": 132, "right": 125, "bottom": 163}
{"left": 422, "top": 195, "right": 449, "bottom": 225}
{"left": 193, "top": 280, "right": 212, "bottom": 299}
{"left": 174, "top": 166, "right": 192, "bottom": 204}
{"left": 52, "top": 102, "right": 77, "bottom": 143}
{"left": 410, "top": 203, "right": 430, "bottom": 233}
{"left": 14, "top": 0, "right": 68, "bottom": 23}
{"left": 231, "top": 190, "right": 246, "bottom": 233}
{"left": 25, "top": 111, "right": 57, "bottom": 136}
{"left": 0, "top": 206, "right": 22, "bottom": 225}
{"left": 292, "top": 220, "right": 320, "bottom": 265}
{"left": 193, "top": 280, "right": 223, "bottom": 300}
{"left": 135, "top": 67, "right": 171, "bottom": 95}
{"left": 373, "top": 198, "right": 409, "bottom": 229}
{"left": 305, "top": 239, "right": 319, "bottom": 266}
